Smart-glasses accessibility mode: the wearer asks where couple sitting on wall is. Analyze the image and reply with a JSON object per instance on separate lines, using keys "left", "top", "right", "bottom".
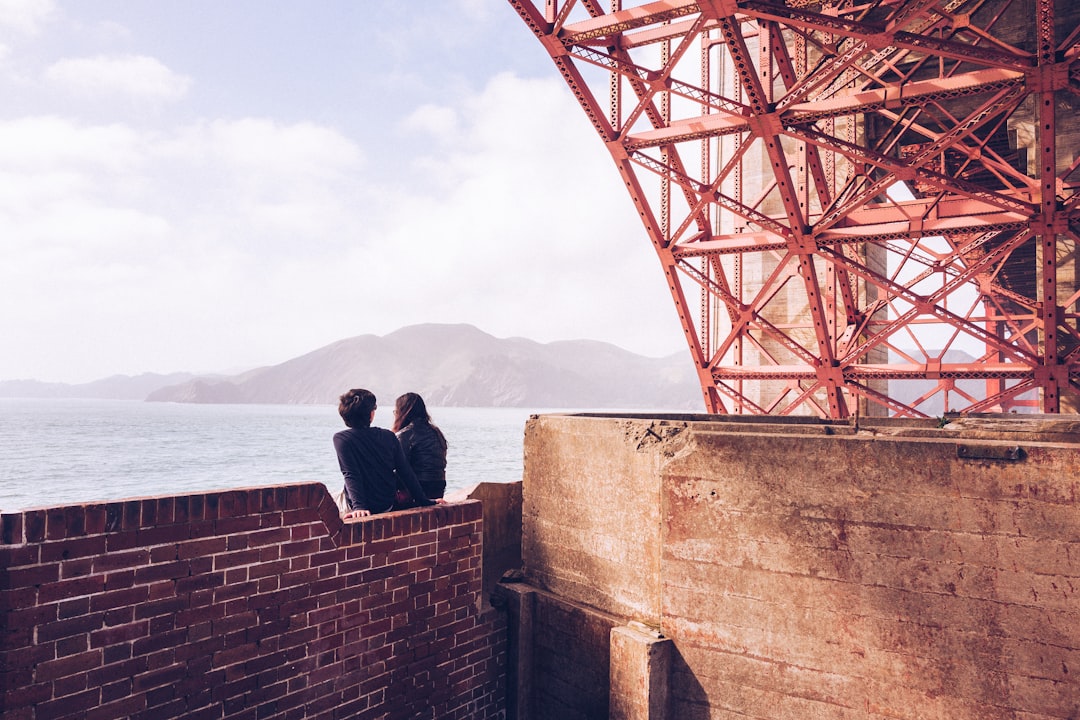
{"left": 333, "top": 389, "right": 448, "bottom": 519}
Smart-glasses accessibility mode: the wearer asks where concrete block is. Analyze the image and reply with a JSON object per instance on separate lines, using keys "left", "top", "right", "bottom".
{"left": 610, "top": 622, "right": 671, "bottom": 720}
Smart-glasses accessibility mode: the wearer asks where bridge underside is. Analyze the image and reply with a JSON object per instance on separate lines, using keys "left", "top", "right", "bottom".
{"left": 509, "top": 0, "right": 1080, "bottom": 418}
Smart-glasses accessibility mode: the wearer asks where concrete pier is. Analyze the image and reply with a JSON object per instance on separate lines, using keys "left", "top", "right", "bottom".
{"left": 501, "top": 412, "right": 1080, "bottom": 719}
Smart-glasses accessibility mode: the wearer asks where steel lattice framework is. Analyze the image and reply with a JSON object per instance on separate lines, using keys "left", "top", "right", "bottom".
{"left": 509, "top": 0, "right": 1080, "bottom": 418}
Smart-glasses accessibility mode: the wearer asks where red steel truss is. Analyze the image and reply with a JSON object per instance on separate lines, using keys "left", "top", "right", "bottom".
{"left": 508, "top": 0, "right": 1080, "bottom": 418}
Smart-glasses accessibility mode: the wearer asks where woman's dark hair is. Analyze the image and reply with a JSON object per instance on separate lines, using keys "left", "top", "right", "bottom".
{"left": 339, "top": 388, "right": 377, "bottom": 428}
{"left": 392, "top": 392, "right": 447, "bottom": 448}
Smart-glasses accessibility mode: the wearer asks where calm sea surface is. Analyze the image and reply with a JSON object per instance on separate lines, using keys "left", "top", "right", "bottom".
{"left": 0, "top": 399, "right": 546, "bottom": 513}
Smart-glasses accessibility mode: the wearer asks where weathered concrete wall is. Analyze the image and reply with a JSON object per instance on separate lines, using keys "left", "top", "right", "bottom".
{"left": 0, "top": 484, "right": 505, "bottom": 720}
{"left": 518, "top": 413, "right": 1080, "bottom": 720}
{"left": 522, "top": 415, "right": 685, "bottom": 622}
{"left": 497, "top": 582, "right": 620, "bottom": 720}
{"left": 464, "top": 481, "right": 523, "bottom": 604}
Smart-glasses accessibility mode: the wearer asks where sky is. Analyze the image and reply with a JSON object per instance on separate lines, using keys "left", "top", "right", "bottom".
{"left": 0, "top": 0, "right": 688, "bottom": 384}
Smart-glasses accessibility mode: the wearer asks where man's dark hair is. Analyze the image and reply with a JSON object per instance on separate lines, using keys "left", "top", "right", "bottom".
{"left": 339, "top": 388, "right": 377, "bottom": 428}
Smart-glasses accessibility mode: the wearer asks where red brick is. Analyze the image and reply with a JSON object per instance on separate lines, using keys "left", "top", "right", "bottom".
{"left": 59, "top": 556, "right": 94, "bottom": 580}
{"left": 173, "top": 572, "right": 224, "bottom": 596}
{"left": 282, "top": 538, "right": 321, "bottom": 558}
{"left": 102, "top": 569, "right": 134, "bottom": 591}
{"left": 213, "top": 548, "right": 260, "bottom": 571}
{"left": 53, "top": 670, "right": 90, "bottom": 698}
{"left": 133, "top": 594, "right": 187, "bottom": 621}
{"left": 78, "top": 504, "right": 104, "bottom": 535}
{"left": 248, "top": 558, "right": 289, "bottom": 580}
{"left": 154, "top": 498, "right": 175, "bottom": 525}
{"left": 184, "top": 495, "right": 206, "bottom": 521}
{"left": 90, "top": 586, "right": 148, "bottom": 613}
{"left": 56, "top": 633, "right": 88, "bottom": 658}
{"left": 147, "top": 548, "right": 174, "bottom": 565}
{"left": 213, "top": 610, "right": 257, "bottom": 636}
{"left": 44, "top": 508, "right": 70, "bottom": 541}
{"left": 246, "top": 527, "right": 292, "bottom": 548}
{"left": 37, "top": 574, "right": 107, "bottom": 604}
{"left": 189, "top": 555, "right": 213, "bottom": 574}
{"left": 136, "top": 523, "right": 191, "bottom": 547}
{"left": 144, "top": 645, "right": 177, "bottom": 671}
{"left": 36, "top": 612, "right": 105, "bottom": 642}
{"left": 147, "top": 613, "right": 174, "bottom": 636}
{"left": 4, "top": 563, "right": 58, "bottom": 589}
{"left": 216, "top": 490, "right": 250, "bottom": 518}
{"left": 0, "top": 544, "right": 38, "bottom": 569}
{"left": 176, "top": 536, "right": 228, "bottom": 559}
{"left": 188, "top": 519, "right": 217, "bottom": 539}
{"left": 104, "top": 528, "right": 143, "bottom": 552}
{"left": 1, "top": 642, "right": 56, "bottom": 674}
{"left": 212, "top": 641, "right": 260, "bottom": 668}
{"left": 131, "top": 627, "right": 187, "bottom": 657}
{"left": 89, "top": 620, "right": 149, "bottom": 648}
{"left": 223, "top": 568, "right": 248, "bottom": 586}
{"left": 179, "top": 619, "right": 211, "bottom": 644}
{"left": 280, "top": 567, "right": 319, "bottom": 589}
{"left": 1, "top": 513, "right": 25, "bottom": 545}
{"left": 252, "top": 576, "right": 279, "bottom": 594}
{"left": 23, "top": 510, "right": 46, "bottom": 542}
{"left": 133, "top": 559, "right": 189, "bottom": 584}
{"left": 34, "top": 687, "right": 100, "bottom": 720}
{"left": 1, "top": 679, "right": 51, "bottom": 710}
{"left": 175, "top": 602, "right": 225, "bottom": 629}
{"left": 99, "top": 602, "right": 132, "bottom": 626}
{"left": 140, "top": 687, "right": 180, "bottom": 714}
{"left": 94, "top": 548, "right": 151, "bottom": 572}
{"left": 145, "top": 580, "right": 175, "bottom": 602}
{"left": 131, "top": 661, "right": 186, "bottom": 692}
{"left": 174, "top": 638, "right": 224, "bottom": 671}
{"left": 58, "top": 596, "right": 90, "bottom": 619}
{"left": 101, "top": 642, "right": 132, "bottom": 665}
{"left": 35, "top": 648, "right": 103, "bottom": 681}
{"left": 120, "top": 501, "right": 142, "bottom": 531}
{"left": 85, "top": 693, "right": 146, "bottom": 720}
{"left": 216, "top": 516, "right": 262, "bottom": 535}
{"left": 201, "top": 494, "right": 221, "bottom": 521}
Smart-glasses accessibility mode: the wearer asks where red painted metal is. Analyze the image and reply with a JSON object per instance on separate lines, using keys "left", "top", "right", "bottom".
{"left": 509, "top": 0, "right": 1080, "bottom": 418}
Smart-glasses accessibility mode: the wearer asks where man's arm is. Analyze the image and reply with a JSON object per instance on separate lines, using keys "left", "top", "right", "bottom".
{"left": 333, "top": 434, "right": 368, "bottom": 513}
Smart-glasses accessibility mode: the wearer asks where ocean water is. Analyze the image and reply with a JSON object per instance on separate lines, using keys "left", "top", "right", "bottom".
{"left": 0, "top": 399, "right": 543, "bottom": 513}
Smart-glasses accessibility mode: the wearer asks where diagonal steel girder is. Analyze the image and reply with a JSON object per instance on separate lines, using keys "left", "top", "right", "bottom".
{"left": 508, "top": 0, "right": 1080, "bottom": 417}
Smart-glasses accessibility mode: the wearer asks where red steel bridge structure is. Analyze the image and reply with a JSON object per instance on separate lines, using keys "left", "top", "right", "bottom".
{"left": 508, "top": 0, "right": 1080, "bottom": 418}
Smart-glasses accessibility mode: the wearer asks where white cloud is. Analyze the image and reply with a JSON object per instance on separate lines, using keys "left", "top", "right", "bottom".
{"left": 44, "top": 54, "right": 191, "bottom": 103}
{"left": 0, "top": 66, "right": 686, "bottom": 383}
{"left": 0, "top": 112, "right": 378, "bottom": 381}
{"left": 0, "top": 0, "right": 55, "bottom": 35}
{"left": 403, "top": 104, "right": 460, "bottom": 142}
{"left": 352, "top": 72, "right": 686, "bottom": 356}
{"left": 0, "top": 116, "right": 143, "bottom": 171}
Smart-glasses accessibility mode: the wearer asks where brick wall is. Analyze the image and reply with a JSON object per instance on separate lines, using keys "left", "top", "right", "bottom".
{"left": 0, "top": 483, "right": 505, "bottom": 720}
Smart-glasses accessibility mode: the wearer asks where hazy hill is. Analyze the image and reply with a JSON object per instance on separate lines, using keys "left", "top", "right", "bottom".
{"left": 3, "top": 329, "right": 1012, "bottom": 415}
{"left": 0, "top": 372, "right": 199, "bottom": 401}
{"left": 145, "top": 323, "right": 703, "bottom": 409}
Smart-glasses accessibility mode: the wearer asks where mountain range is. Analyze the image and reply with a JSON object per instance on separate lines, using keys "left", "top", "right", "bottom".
{"left": 2, "top": 324, "right": 704, "bottom": 410}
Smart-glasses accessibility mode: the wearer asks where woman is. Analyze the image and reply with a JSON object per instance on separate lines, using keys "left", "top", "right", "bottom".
{"left": 392, "top": 392, "right": 448, "bottom": 500}
{"left": 333, "top": 388, "right": 433, "bottom": 518}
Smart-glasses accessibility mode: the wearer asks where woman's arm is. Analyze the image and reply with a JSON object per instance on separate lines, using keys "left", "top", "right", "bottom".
{"left": 393, "top": 437, "right": 433, "bottom": 506}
